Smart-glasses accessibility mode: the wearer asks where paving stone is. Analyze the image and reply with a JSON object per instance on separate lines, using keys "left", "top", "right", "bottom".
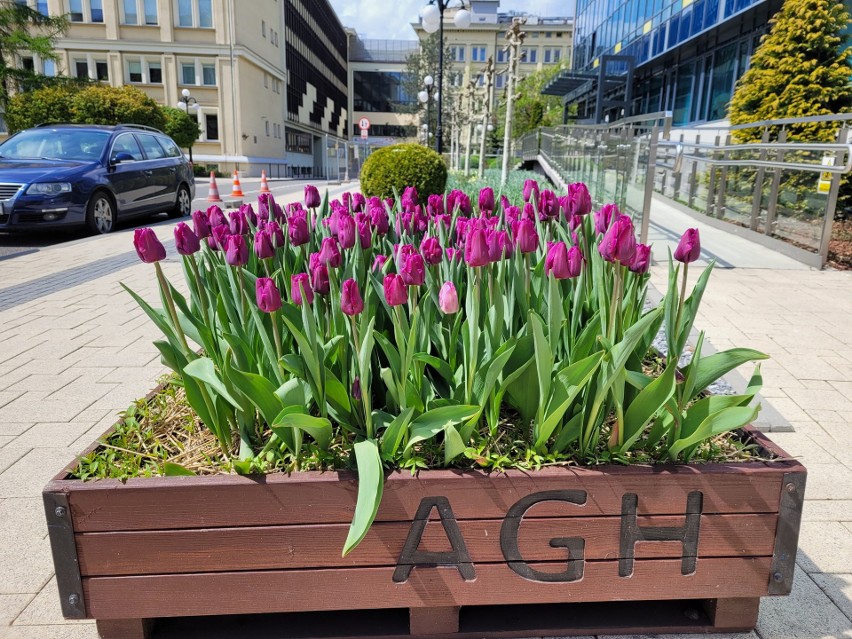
{"left": 796, "top": 521, "right": 852, "bottom": 574}
{"left": 783, "top": 388, "right": 852, "bottom": 413}
{"left": 757, "top": 569, "right": 852, "bottom": 638}
{"left": 0, "top": 449, "right": 76, "bottom": 498}
{"left": 0, "top": 594, "right": 32, "bottom": 626}
{"left": 799, "top": 463, "right": 852, "bottom": 501}
{"left": 12, "top": 578, "right": 93, "bottom": 627}
{"left": 0, "top": 398, "right": 94, "bottom": 425}
{"left": 0, "top": 498, "right": 49, "bottom": 542}
{"left": 802, "top": 501, "right": 852, "bottom": 522}
{"left": 1, "top": 622, "right": 99, "bottom": 638}
{"left": 0, "top": 534, "right": 54, "bottom": 595}
{"left": 9, "top": 422, "right": 97, "bottom": 450}
{"left": 0, "top": 449, "right": 28, "bottom": 475}
{"left": 810, "top": 573, "right": 852, "bottom": 623}
{"left": 0, "top": 437, "right": 14, "bottom": 450}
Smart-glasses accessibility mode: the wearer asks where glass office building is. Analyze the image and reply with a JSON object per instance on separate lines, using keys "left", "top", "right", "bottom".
{"left": 571, "top": 0, "right": 790, "bottom": 124}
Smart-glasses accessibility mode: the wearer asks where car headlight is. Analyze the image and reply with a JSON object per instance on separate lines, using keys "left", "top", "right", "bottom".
{"left": 27, "top": 182, "right": 72, "bottom": 196}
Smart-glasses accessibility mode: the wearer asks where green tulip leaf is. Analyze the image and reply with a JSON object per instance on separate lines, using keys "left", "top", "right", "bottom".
{"left": 668, "top": 404, "right": 761, "bottom": 460}
{"left": 343, "top": 439, "right": 384, "bottom": 556}
{"left": 687, "top": 348, "right": 769, "bottom": 400}
{"left": 183, "top": 357, "right": 241, "bottom": 410}
{"left": 163, "top": 462, "right": 196, "bottom": 476}
{"left": 271, "top": 411, "right": 332, "bottom": 450}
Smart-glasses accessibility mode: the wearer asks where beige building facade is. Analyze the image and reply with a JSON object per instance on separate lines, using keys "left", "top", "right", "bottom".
{"left": 12, "top": 0, "right": 348, "bottom": 177}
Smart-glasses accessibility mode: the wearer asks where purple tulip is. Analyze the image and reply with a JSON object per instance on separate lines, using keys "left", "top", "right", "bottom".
{"left": 341, "top": 278, "right": 364, "bottom": 316}
{"left": 133, "top": 228, "right": 166, "bottom": 263}
{"left": 427, "top": 193, "right": 444, "bottom": 216}
{"left": 258, "top": 193, "right": 275, "bottom": 220}
{"left": 401, "top": 253, "right": 426, "bottom": 286}
{"left": 224, "top": 234, "right": 249, "bottom": 266}
{"left": 420, "top": 236, "right": 443, "bottom": 265}
{"left": 545, "top": 242, "right": 570, "bottom": 279}
{"left": 599, "top": 215, "right": 637, "bottom": 265}
{"left": 500, "top": 194, "right": 511, "bottom": 212}
{"left": 594, "top": 204, "right": 620, "bottom": 234}
{"left": 209, "top": 223, "right": 229, "bottom": 250}
{"left": 337, "top": 212, "right": 356, "bottom": 249}
{"left": 174, "top": 222, "right": 200, "bottom": 256}
{"left": 207, "top": 205, "right": 227, "bottom": 228}
{"left": 352, "top": 376, "right": 362, "bottom": 401}
{"left": 488, "top": 230, "right": 512, "bottom": 261}
{"left": 630, "top": 243, "right": 652, "bottom": 273}
{"left": 479, "top": 187, "right": 495, "bottom": 214}
{"left": 265, "top": 220, "right": 286, "bottom": 248}
{"left": 311, "top": 263, "right": 330, "bottom": 295}
{"left": 304, "top": 184, "right": 320, "bottom": 209}
{"left": 373, "top": 254, "right": 388, "bottom": 271}
{"left": 447, "top": 189, "right": 471, "bottom": 214}
{"left": 383, "top": 273, "right": 408, "bottom": 306}
{"left": 239, "top": 203, "right": 257, "bottom": 226}
{"left": 465, "top": 228, "right": 490, "bottom": 267}
{"left": 191, "top": 210, "right": 211, "bottom": 239}
{"left": 438, "top": 281, "right": 459, "bottom": 314}
{"left": 255, "top": 277, "right": 282, "bottom": 313}
{"left": 288, "top": 214, "right": 309, "bottom": 246}
{"left": 514, "top": 219, "right": 539, "bottom": 254}
{"left": 319, "top": 236, "right": 342, "bottom": 268}
{"left": 351, "top": 192, "right": 366, "bottom": 213}
{"left": 566, "top": 245, "right": 584, "bottom": 278}
{"left": 370, "top": 205, "right": 389, "bottom": 235}
{"left": 539, "top": 190, "right": 559, "bottom": 219}
{"left": 254, "top": 229, "right": 275, "bottom": 259}
{"left": 291, "top": 273, "right": 314, "bottom": 305}
{"left": 523, "top": 179, "right": 540, "bottom": 203}
{"left": 229, "top": 210, "right": 248, "bottom": 235}
{"left": 567, "top": 183, "right": 592, "bottom": 217}
{"left": 674, "top": 228, "right": 701, "bottom": 264}
{"left": 401, "top": 186, "right": 419, "bottom": 211}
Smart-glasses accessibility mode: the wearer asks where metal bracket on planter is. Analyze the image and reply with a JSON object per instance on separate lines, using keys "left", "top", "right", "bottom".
{"left": 768, "top": 471, "right": 806, "bottom": 595}
{"left": 43, "top": 490, "right": 86, "bottom": 619}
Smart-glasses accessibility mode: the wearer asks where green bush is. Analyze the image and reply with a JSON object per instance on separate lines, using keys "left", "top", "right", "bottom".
{"left": 360, "top": 143, "right": 447, "bottom": 199}
{"left": 161, "top": 106, "right": 200, "bottom": 150}
{"left": 193, "top": 164, "right": 225, "bottom": 178}
{"left": 5, "top": 84, "right": 76, "bottom": 132}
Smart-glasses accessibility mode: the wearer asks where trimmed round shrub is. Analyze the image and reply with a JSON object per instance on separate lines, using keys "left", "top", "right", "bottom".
{"left": 360, "top": 143, "right": 447, "bottom": 199}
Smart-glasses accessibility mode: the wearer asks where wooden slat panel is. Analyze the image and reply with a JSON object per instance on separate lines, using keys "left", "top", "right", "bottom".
{"left": 62, "top": 464, "right": 789, "bottom": 532}
{"left": 76, "top": 513, "right": 778, "bottom": 577}
{"left": 82, "top": 557, "right": 773, "bottom": 619}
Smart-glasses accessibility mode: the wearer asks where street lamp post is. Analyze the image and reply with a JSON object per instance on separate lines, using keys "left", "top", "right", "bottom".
{"left": 176, "top": 88, "right": 199, "bottom": 164}
{"left": 417, "top": 75, "right": 437, "bottom": 148}
{"left": 419, "top": 0, "right": 471, "bottom": 154}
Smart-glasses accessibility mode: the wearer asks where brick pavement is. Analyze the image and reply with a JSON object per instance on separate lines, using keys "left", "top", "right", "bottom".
{"left": 0, "top": 184, "right": 850, "bottom": 639}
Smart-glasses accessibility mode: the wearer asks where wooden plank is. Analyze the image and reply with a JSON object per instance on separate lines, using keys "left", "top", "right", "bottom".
{"left": 702, "top": 597, "right": 761, "bottom": 630}
{"left": 410, "top": 606, "right": 460, "bottom": 635}
{"left": 95, "top": 618, "right": 154, "bottom": 639}
{"left": 61, "top": 465, "right": 789, "bottom": 532}
{"left": 82, "top": 557, "right": 772, "bottom": 619}
{"left": 76, "top": 513, "right": 778, "bottom": 577}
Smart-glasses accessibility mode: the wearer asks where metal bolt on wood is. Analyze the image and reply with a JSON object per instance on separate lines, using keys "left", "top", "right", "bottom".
{"left": 55, "top": 506, "right": 66, "bottom": 518}
{"left": 68, "top": 594, "right": 80, "bottom": 606}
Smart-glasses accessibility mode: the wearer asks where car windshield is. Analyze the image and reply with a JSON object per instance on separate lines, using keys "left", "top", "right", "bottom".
{"left": 0, "top": 129, "right": 111, "bottom": 162}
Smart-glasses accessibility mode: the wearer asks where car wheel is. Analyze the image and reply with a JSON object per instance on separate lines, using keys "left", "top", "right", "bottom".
{"left": 85, "top": 192, "right": 115, "bottom": 234}
{"left": 169, "top": 184, "right": 192, "bottom": 219}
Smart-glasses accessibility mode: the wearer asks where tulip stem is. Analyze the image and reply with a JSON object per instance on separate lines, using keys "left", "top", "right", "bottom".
{"left": 155, "top": 262, "right": 190, "bottom": 353}
{"left": 670, "top": 262, "right": 689, "bottom": 368}
{"left": 271, "top": 312, "right": 284, "bottom": 368}
{"left": 349, "top": 315, "right": 373, "bottom": 439}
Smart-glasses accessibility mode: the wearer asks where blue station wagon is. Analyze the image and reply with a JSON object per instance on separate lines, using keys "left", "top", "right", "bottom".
{"left": 0, "top": 124, "right": 195, "bottom": 234}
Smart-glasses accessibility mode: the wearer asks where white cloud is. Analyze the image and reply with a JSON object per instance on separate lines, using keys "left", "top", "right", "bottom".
{"left": 329, "top": 0, "right": 573, "bottom": 40}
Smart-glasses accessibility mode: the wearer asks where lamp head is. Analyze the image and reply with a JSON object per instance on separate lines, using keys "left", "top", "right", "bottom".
{"left": 181, "top": 88, "right": 191, "bottom": 98}
{"left": 453, "top": 8, "right": 471, "bottom": 28}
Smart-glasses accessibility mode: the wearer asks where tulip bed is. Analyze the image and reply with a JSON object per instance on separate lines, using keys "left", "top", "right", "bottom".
{"left": 121, "top": 180, "right": 768, "bottom": 555}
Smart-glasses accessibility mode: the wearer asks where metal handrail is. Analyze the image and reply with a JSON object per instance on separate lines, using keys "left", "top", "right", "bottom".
{"left": 727, "top": 112, "right": 852, "bottom": 131}
{"left": 657, "top": 140, "right": 852, "bottom": 173}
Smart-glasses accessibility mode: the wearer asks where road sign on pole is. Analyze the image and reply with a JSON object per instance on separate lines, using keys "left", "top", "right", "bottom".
{"left": 359, "top": 117, "right": 371, "bottom": 131}
{"left": 361, "top": 128, "right": 368, "bottom": 139}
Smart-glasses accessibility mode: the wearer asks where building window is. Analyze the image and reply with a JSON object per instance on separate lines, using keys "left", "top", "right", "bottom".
{"left": 472, "top": 46, "right": 486, "bottom": 62}
{"left": 205, "top": 113, "right": 219, "bottom": 141}
{"left": 21, "top": 56, "right": 34, "bottom": 71}
{"left": 123, "top": 0, "right": 137, "bottom": 23}
{"left": 177, "top": 0, "right": 211, "bottom": 27}
{"left": 43, "top": 59, "right": 56, "bottom": 76}
{"left": 495, "top": 74, "right": 506, "bottom": 88}
{"left": 143, "top": 0, "right": 156, "bottom": 24}
{"left": 74, "top": 57, "right": 109, "bottom": 81}
{"left": 128, "top": 60, "right": 142, "bottom": 82}
{"left": 202, "top": 64, "right": 216, "bottom": 85}
{"left": 69, "top": 0, "right": 84, "bottom": 21}
{"left": 122, "top": 0, "right": 156, "bottom": 24}
{"left": 352, "top": 70, "right": 415, "bottom": 112}
{"left": 544, "top": 48, "right": 561, "bottom": 63}
{"left": 496, "top": 49, "right": 507, "bottom": 63}
{"left": 126, "top": 57, "right": 162, "bottom": 84}
{"left": 522, "top": 48, "right": 537, "bottom": 63}
{"left": 180, "top": 59, "right": 216, "bottom": 85}
{"left": 286, "top": 131, "right": 312, "bottom": 154}
{"left": 70, "top": 0, "right": 102, "bottom": 22}
{"left": 262, "top": 19, "right": 266, "bottom": 37}
{"left": 91, "top": 0, "right": 103, "bottom": 22}
{"left": 265, "top": 121, "right": 270, "bottom": 136}
{"left": 95, "top": 61, "right": 108, "bottom": 80}
{"left": 149, "top": 61, "right": 162, "bottom": 83}
{"left": 451, "top": 46, "right": 465, "bottom": 62}
{"left": 181, "top": 62, "right": 195, "bottom": 84}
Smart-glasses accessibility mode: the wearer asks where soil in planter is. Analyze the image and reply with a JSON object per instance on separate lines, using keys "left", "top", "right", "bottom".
{"left": 70, "top": 364, "right": 777, "bottom": 481}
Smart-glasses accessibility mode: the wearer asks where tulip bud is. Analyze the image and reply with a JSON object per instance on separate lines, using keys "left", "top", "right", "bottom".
{"left": 401, "top": 253, "right": 426, "bottom": 286}
{"left": 209, "top": 223, "right": 229, "bottom": 251}
{"left": 356, "top": 215, "right": 372, "bottom": 249}
{"left": 674, "top": 228, "right": 700, "bottom": 264}
{"left": 229, "top": 210, "right": 248, "bottom": 235}
{"left": 514, "top": 219, "right": 539, "bottom": 254}
{"left": 351, "top": 376, "right": 362, "bottom": 401}
{"left": 191, "top": 210, "right": 211, "bottom": 239}
{"left": 341, "top": 278, "right": 364, "bottom": 316}
{"left": 383, "top": 273, "right": 408, "bottom": 306}
{"left": 337, "top": 212, "right": 356, "bottom": 249}
{"left": 207, "top": 205, "right": 226, "bottom": 228}
{"left": 311, "top": 263, "right": 330, "bottom": 295}
{"left": 488, "top": 230, "right": 512, "bottom": 261}
{"left": 255, "top": 277, "right": 282, "bottom": 313}
{"left": 133, "top": 228, "right": 166, "bottom": 263}
{"left": 567, "top": 182, "right": 592, "bottom": 217}
{"left": 351, "top": 192, "right": 366, "bottom": 213}
{"left": 304, "top": 184, "right": 320, "bottom": 209}
{"left": 291, "top": 273, "right": 314, "bottom": 305}
{"left": 401, "top": 186, "right": 419, "bottom": 210}
{"left": 288, "top": 214, "right": 309, "bottom": 246}
{"left": 225, "top": 234, "right": 249, "bottom": 266}
{"left": 258, "top": 193, "right": 275, "bottom": 221}
{"left": 523, "top": 179, "right": 540, "bottom": 203}
{"left": 566, "top": 245, "right": 584, "bottom": 278}
{"left": 319, "top": 236, "right": 342, "bottom": 268}
{"left": 265, "top": 220, "right": 286, "bottom": 248}
{"left": 370, "top": 205, "right": 389, "bottom": 235}
{"left": 373, "top": 254, "right": 388, "bottom": 272}
{"left": 500, "top": 194, "right": 511, "bottom": 212}
{"left": 427, "top": 193, "right": 444, "bottom": 217}
{"left": 629, "top": 243, "right": 652, "bottom": 274}
{"left": 174, "top": 222, "right": 200, "bottom": 256}
{"left": 545, "top": 242, "right": 571, "bottom": 279}
{"left": 478, "top": 187, "right": 495, "bottom": 214}
{"left": 254, "top": 229, "right": 275, "bottom": 259}
{"left": 420, "top": 236, "right": 443, "bottom": 265}
{"left": 594, "top": 203, "right": 620, "bottom": 234}
{"left": 464, "top": 228, "right": 490, "bottom": 267}
{"left": 239, "top": 203, "right": 257, "bottom": 227}
{"left": 438, "top": 281, "right": 459, "bottom": 314}
{"left": 538, "top": 190, "right": 558, "bottom": 219}
{"left": 599, "top": 215, "right": 637, "bottom": 265}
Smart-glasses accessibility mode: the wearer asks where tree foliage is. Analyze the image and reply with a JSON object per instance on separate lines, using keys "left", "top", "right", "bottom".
{"left": 729, "top": 0, "right": 852, "bottom": 143}
{"left": 0, "top": 1, "right": 68, "bottom": 109}
{"left": 360, "top": 143, "right": 447, "bottom": 198}
{"left": 399, "top": 32, "right": 460, "bottom": 138}
{"left": 6, "top": 84, "right": 167, "bottom": 132}
{"left": 495, "top": 62, "right": 570, "bottom": 141}
{"left": 162, "top": 105, "right": 200, "bottom": 149}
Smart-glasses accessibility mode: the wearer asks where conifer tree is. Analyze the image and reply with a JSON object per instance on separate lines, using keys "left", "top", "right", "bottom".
{"left": 729, "top": 0, "right": 852, "bottom": 143}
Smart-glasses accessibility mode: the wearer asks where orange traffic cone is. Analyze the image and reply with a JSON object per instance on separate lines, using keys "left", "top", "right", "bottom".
{"left": 230, "top": 170, "right": 245, "bottom": 198}
{"left": 207, "top": 172, "right": 222, "bottom": 203}
{"left": 259, "top": 170, "right": 271, "bottom": 193}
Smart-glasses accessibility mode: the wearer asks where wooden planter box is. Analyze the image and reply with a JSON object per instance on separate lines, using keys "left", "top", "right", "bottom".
{"left": 44, "top": 427, "right": 805, "bottom": 639}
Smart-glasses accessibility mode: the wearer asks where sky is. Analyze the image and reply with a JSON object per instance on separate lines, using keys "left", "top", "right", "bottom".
{"left": 328, "top": 0, "right": 573, "bottom": 40}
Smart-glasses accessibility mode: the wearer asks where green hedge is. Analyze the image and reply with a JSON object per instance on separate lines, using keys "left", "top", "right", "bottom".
{"left": 361, "top": 143, "right": 447, "bottom": 199}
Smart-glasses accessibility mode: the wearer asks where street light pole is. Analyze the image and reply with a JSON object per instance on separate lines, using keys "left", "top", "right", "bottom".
{"left": 501, "top": 17, "right": 526, "bottom": 186}
{"left": 177, "top": 88, "right": 198, "bottom": 165}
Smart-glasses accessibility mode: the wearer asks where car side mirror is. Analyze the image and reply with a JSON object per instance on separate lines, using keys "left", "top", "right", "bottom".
{"left": 112, "top": 152, "right": 134, "bottom": 164}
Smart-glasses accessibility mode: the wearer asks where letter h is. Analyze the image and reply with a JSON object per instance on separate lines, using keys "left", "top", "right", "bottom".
{"left": 619, "top": 491, "right": 702, "bottom": 577}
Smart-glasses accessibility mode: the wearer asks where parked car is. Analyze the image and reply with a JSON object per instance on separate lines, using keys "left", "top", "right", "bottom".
{"left": 0, "top": 123, "right": 195, "bottom": 234}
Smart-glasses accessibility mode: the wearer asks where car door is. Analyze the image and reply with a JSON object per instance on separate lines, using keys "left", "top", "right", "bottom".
{"left": 105, "top": 133, "right": 147, "bottom": 215}
{"left": 155, "top": 134, "right": 185, "bottom": 204}
{"left": 134, "top": 133, "right": 173, "bottom": 210}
